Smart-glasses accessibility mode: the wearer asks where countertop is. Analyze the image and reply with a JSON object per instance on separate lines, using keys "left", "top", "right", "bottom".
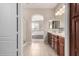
{"left": 48, "top": 30, "right": 65, "bottom": 37}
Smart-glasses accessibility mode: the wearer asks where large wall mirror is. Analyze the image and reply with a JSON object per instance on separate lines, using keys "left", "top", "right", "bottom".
{"left": 52, "top": 21, "right": 60, "bottom": 29}
{"left": 49, "top": 20, "right": 60, "bottom": 29}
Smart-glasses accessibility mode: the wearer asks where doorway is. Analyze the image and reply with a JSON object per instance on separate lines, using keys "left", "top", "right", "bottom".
{"left": 20, "top": 3, "right": 69, "bottom": 56}
{"left": 32, "top": 14, "right": 44, "bottom": 41}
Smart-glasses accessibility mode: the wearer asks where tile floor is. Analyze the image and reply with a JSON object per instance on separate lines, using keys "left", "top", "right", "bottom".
{"left": 23, "top": 39, "right": 57, "bottom": 56}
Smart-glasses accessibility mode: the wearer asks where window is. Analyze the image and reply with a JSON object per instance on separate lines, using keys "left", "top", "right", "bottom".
{"left": 32, "top": 22, "right": 39, "bottom": 30}
{"left": 32, "top": 14, "right": 44, "bottom": 21}
{"left": 32, "top": 14, "right": 44, "bottom": 31}
{"left": 55, "top": 5, "right": 65, "bottom": 16}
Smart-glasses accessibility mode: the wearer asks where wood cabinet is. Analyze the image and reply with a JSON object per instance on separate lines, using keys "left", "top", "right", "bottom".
{"left": 48, "top": 33, "right": 52, "bottom": 46}
{"left": 54, "top": 35, "right": 58, "bottom": 51}
{"left": 52, "top": 34, "right": 55, "bottom": 49}
{"left": 48, "top": 32, "right": 64, "bottom": 56}
{"left": 58, "top": 36, "right": 64, "bottom": 56}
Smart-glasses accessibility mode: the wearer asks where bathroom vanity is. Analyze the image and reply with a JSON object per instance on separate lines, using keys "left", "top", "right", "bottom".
{"left": 48, "top": 32, "right": 64, "bottom": 56}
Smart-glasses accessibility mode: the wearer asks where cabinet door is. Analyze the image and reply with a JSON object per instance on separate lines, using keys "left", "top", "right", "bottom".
{"left": 54, "top": 37, "right": 58, "bottom": 51}
{"left": 59, "top": 43, "right": 64, "bottom": 56}
{"left": 52, "top": 35, "right": 55, "bottom": 49}
{"left": 59, "top": 37, "right": 64, "bottom": 56}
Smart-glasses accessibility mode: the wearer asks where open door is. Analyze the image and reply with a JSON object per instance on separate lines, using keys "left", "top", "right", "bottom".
{"left": 0, "top": 3, "right": 18, "bottom": 56}
{"left": 70, "top": 3, "right": 79, "bottom": 56}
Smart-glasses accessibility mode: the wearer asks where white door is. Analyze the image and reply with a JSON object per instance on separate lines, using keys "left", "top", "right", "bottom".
{"left": 0, "top": 3, "right": 17, "bottom": 56}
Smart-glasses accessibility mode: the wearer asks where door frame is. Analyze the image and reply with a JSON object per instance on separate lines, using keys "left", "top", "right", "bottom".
{"left": 18, "top": 3, "right": 70, "bottom": 56}
{"left": 69, "top": 3, "right": 72, "bottom": 56}
{"left": 17, "top": 3, "right": 23, "bottom": 56}
{"left": 64, "top": 3, "right": 70, "bottom": 56}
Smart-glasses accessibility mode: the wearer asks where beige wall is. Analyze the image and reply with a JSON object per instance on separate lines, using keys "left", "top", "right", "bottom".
{"left": 21, "top": 4, "right": 65, "bottom": 45}
{"left": 54, "top": 3, "right": 65, "bottom": 28}
{"left": 21, "top": 7, "right": 55, "bottom": 44}
{"left": 21, "top": 3, "right": 69, "bottom": 56}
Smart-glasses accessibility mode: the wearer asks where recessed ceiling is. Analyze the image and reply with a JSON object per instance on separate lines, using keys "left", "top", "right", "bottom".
{"left": 22, "top": 3, "right": 58, "bottom": 9}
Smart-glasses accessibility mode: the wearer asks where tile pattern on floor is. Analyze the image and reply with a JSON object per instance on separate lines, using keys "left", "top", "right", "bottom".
{"left": 23, "top": 40, "right": 57, "bottom": 56}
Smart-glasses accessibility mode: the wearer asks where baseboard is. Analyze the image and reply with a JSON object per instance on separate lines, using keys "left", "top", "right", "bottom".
{"left": 23, "top": 42, "right": 31, "bottom": 47}
{"left": 21, "top": 42, "right": 31, "bottom": 56}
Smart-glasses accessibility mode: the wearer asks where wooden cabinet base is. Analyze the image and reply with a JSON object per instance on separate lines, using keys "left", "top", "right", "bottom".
{"left": 48, "top": 32, "right": 64, "bottom": 56}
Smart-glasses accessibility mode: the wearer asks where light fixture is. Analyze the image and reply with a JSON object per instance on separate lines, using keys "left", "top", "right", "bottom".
{"left": 55, "top": 5, "right": 65, "bottom": 16}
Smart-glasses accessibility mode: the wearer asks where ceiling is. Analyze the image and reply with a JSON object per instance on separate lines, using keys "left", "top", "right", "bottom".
{"left": 22, "top": 3, "right": 58, "bottom": 9}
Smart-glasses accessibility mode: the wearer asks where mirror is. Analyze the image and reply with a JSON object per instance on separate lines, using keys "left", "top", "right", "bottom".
{"left": 52, "top": 21, "right": 60, "bottom": 29}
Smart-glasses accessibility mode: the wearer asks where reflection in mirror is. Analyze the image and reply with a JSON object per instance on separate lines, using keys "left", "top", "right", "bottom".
{"left": 52, "top": 21, "right": 60, "bottom": 29}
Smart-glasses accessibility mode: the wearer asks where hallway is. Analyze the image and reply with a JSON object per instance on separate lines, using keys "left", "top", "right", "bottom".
{"left": 22, "top": 3, "right": 65, "bottom": 56}
{"left": 23, "top": 39, "right": 57, "bottom": 56}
